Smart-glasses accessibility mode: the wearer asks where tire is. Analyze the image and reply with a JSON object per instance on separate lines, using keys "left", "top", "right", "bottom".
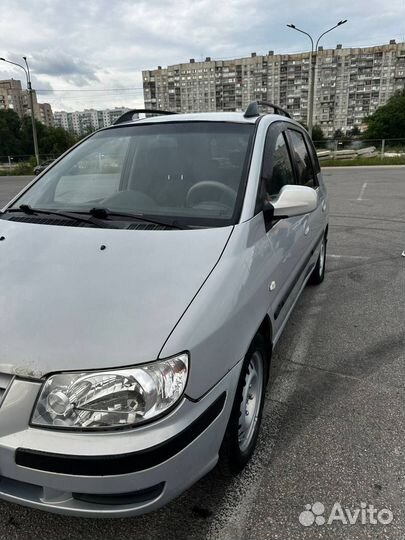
{"left": 219, "top": 333, "right": 268, "bottom": 475}
{"left": 308, "top": 233, "right": 327, "bottom": 285}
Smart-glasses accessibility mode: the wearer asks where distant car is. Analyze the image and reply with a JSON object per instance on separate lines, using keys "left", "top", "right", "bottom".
{"left": 33, "top": 159, "right": 54, "bottom": 175}
{"left": 0, "top": 102, "right": 328, "bottom": 517}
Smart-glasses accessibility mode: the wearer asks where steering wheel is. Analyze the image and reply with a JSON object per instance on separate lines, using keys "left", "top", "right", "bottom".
{"left": 186, "top": 181, "right": 237, "bottom": 209}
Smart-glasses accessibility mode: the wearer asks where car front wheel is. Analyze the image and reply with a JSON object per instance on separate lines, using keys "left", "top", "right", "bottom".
{"left": 309, "top": 233, "right": 327, "bottom": 285}
{"left": 219, "top": 333, "right": 268, "bottom": 474}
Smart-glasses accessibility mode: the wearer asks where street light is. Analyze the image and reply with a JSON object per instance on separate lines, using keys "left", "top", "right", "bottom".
{"left": 0, "top": 56, "right": 40, "bottom": 165}
{"left": 287, "top": 20, "right": 348, "bottom": 136}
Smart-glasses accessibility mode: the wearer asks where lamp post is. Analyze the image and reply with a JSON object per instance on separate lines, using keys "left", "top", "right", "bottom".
{"left": 287, "top": 20, "right": 347, "bottom": 137}
{"left": 0, "top": 56, "right": 40, "bottom": 165}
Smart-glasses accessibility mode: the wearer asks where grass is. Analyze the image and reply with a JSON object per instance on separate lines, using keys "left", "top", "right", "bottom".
{"left": 321, "top": 156, "right": 405, "bottom": 167}
{"left": 0, "top": 161, "right": 35, "bottom": 176}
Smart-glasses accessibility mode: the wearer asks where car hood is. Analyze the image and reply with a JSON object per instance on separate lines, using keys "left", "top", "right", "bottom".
{"left": 0, "top": 220, "right": 233, "bottom": 379}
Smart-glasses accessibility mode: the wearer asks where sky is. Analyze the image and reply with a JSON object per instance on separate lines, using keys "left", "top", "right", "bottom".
{"left": 1, "top": 0, "right": 404, "bottom": 112}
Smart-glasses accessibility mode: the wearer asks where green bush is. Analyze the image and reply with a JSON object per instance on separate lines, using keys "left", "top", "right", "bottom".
{"left": 321, "top": 156, "right": 405, "bottom": 167}
{"left": 1, "top": 156, "right": 36, "bottom": 176}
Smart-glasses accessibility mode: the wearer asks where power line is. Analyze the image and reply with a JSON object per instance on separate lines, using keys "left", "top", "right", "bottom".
{"left": 39, "top": 92, "right": 144, "bottom": 98}
{"left": 41, "top": 93, "right": 143, "bottom": 100}
{"left": 36, "top": 87, "right": 144, "bottom": 92}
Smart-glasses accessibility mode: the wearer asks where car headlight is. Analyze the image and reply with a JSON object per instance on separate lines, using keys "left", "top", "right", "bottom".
{"left": 31, "top": 354, "right": 188, "bottom": 430}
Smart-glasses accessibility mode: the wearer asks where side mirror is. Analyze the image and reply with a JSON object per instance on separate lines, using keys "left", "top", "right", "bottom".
{"left": 272, "top": 185, "right": 317, "bottom": 218}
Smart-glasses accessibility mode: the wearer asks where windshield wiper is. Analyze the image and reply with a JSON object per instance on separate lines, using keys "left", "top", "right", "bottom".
{"left": 6, "top": 205, "right": 117, "bottom": 229}
{"left": 87, "top": 207, "right": 186, "bottom": 230}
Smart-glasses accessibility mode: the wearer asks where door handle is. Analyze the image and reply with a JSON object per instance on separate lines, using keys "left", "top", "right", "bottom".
{"left": 321, "top": 200, "right": 327, "bottom": 212}
{"left": 304, "top": 224, "right": 310, "bottom": 236}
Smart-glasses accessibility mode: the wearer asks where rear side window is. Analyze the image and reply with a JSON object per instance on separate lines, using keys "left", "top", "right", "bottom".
{"left": 262, "top": 132, "right": 295, "bottom": 198}
{"left": 288, "top": 130, "right": 318, "bottom": 188}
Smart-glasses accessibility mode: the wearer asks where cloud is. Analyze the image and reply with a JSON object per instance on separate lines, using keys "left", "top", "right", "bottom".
{"left": 0, "top": 0, "right": 403, "bottom": 111}
{"left": 30, "top": 52, "right": 99, "bottom": 86}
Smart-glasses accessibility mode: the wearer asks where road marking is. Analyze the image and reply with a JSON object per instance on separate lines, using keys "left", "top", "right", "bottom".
{"left": 328, "top": 254, "right": 370, "bottom": 260}
{"left": 357, "top": 182, "right": 368, "bottom": 201}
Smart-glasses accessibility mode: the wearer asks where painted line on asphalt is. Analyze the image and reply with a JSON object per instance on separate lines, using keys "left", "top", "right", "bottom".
{"left": 328, "top": 254, "right": 370, "bottom": 260}
{"left": 357, "top": 182, "right": 368, "bottom": 201}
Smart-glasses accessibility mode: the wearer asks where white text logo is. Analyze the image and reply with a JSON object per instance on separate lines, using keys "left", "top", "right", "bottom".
{"left": 299, "top": 502, "right": 393, "bottom": 527}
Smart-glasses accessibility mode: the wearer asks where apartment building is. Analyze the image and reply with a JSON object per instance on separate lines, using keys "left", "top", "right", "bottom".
{"left": 0, "top": 78, "right": 54, "bottom": 127}
{"left": 38, "top": 103, "right": 54, "bottom": 128}
{"left": 54, "top": 107, "right": 131, "bottom": 135}
{"left": 0, "top": 79, "right": 27, "bottom": 117}
{"left": 0, "top": 87, "right": 12, "bottom": 110}
{"left": 143, "top": 40, "right": 405, "bottom": 136}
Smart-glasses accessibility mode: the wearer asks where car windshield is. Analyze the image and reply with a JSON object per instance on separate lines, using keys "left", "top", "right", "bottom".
{"left": 13, "top": 121, "right": 254, "bottom": 227}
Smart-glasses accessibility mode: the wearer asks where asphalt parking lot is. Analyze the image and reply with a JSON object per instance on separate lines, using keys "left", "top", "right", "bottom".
{"left": 0, "top": 176, "right": 33, "bottom": 208}
{"left": 0, "top": 167, "right": 404, "bottom": 540}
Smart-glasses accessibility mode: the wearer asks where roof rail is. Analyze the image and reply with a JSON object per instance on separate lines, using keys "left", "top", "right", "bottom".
{"left": 244, "top": 101, "right": 291, "bottom": 119}
{"left": 113, "top": 108, "right": 177, "bottom": 125}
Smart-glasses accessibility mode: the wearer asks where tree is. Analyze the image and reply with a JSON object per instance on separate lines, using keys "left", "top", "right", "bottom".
{"left": 333, "top": 128, "right": 352, "bottom": 143}
{"left": 0, "top": 109, "right": 22, "bottom": 156}
{"left": 0, "top": 110, "right": 78, "bottom": 160}
{"left": 39, "top": 126, "right": 77, "bottom": 155}
{"left": 333, "top": 128, "right": 344, "bottom": 139}
{"left": 19, "top": 116, "right": 47, "bottom": 156}
{"left": 311, "top": 125, "right": 324, "bottom": 141}
{"left": 297, "top": 121, "right": 324, "bottom": 142}
{"left": 364, "top": 90, "right": 405, "bottom": 139}
{"left": 350, "top": 125, "right": 361, "bottom": 137}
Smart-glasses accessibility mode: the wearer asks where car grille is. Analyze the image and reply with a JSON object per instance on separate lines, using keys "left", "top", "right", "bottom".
{"left": 73, "top": 483, "right": 164, "bottom": 506}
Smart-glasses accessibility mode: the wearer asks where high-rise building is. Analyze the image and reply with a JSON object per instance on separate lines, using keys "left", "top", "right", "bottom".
{"left": 54, "top": 107, "right": 132, "bottom": 135}
{"left": 0, "top": 78, "right": 54, "bottom": 127}
{"left": 38, "top": 103, "right": 54, "bottom": 128}
{"left": 143, "top": 40, "right": 405, "bottom": 136}
{"left": 0, "top": 86, "right": 12, "bottom": 110}
{"left": 0, "top": 79, "right": 27, "bottom": 117}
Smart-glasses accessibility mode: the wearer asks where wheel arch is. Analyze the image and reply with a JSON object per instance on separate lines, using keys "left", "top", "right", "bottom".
{"left": 257, "top": 314, "right": 273, "bottom": 379}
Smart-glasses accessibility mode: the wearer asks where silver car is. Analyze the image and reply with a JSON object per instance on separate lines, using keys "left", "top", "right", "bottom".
{"left": 0, "top": 102, "right": 328, "bottom": 517}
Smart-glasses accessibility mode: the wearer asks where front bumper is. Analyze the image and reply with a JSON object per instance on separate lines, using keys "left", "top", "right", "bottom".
{"left": 0, "top": 362, "right": 241, "bottom": 517}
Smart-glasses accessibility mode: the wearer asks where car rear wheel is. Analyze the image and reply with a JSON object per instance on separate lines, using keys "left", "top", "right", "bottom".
{"left": 219, "top": 333, "right": 268, "bottom": 474}
{"left": 308, "top": 234, "right": 327, "bottom": 285}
